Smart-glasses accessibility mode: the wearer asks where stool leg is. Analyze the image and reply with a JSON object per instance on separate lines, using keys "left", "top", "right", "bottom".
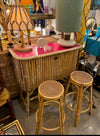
{"left": 74, "top": 86, "right": 83, "bottom": 127}
{"left": 90, "top": 85, "right": 92, "bottom": 115}
{"left": 73, "top": 85, "right": 78, "bottom": 101}
{"left": 65, "top": 79, "right": 71, "bottom": 95}
{"left": 26, "top": 91, "right": 30, "bottom": 116}
{"left": 36, "top": 97, "right": 43, "bottom": 135}
{"left": 73, "top": 84, "right": 79, "bottom": 97}
{"left": 59, "top": 96, "right": 64, "bottom": 135}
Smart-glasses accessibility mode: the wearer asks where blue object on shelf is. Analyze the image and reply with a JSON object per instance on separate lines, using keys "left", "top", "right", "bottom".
{"left": 84, "top": 36, "right": 100, "bottom": 57}
{"left": 29, "top": 5, "right": 33, "bottom": 14}
{"left": 95, "top": 26, "right": 100, "bottom": 37}
{"left": 84, "top": 30, "right": 90, "bottom": 42}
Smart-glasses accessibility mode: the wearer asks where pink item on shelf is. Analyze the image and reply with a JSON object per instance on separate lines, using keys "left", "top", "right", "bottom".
{"left": 44, "top": 6, "right": 49, "bottom": 13}
{"left": 12, "top": 43, "right": 79, "bottom": 58}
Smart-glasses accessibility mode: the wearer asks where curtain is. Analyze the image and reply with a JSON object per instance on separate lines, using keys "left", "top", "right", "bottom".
{"left": 76, "top": 0, "right": 92, "bottom": 45}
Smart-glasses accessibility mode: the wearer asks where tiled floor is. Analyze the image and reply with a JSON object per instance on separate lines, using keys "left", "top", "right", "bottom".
{"left": 12, "top": 88, "right": 100, "bottom": 135}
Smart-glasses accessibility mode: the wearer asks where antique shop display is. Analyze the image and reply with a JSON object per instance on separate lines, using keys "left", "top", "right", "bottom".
{"left": 9, "top": 43, "right": 81, "bottom": 114}
{"left": 0, "top": 0, "right": 99, "bottom": 135}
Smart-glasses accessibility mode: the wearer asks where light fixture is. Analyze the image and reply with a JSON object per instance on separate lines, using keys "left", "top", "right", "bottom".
{"left": 84, "top": 17, "right": 96, "bottom": 43}
{"left": 0, "top": 26, "right": 3, "bottom": 51}
{"left": 56, "top": 0, "right": 84, "bottom": 47}
{"left": 7, "top": 5, "right": 34, "bottom": 52}
{"left": 6, "top": 9, "right": 10, "bottom": 16}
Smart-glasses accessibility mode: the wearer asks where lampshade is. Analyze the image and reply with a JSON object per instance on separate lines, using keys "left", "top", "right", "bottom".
{"left": 56, "top": 0, "right": 84, "bottom": 33}
{"left": 7, "top": 6, "right": 34, "bottom": 52}
{"left": 7, "top": 6, "right": 34, "bottom": 31}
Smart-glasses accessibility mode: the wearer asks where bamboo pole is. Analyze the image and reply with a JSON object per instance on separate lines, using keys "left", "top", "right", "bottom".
{"left": 0, "top": 34, "right": 3, "bottom": 51}
{"left": 0, "top": 0, "right": 7, "bottom": 32}
{"left": 17, "top": 0, "right": 20, "bottom": 6}
{"left": 15, "top": 0, "right": 17, "bottom": 5}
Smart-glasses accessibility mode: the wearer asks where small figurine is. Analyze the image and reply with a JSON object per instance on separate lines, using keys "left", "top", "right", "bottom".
{"left": 37, "top": 38, "right": 52, "bottom": 51}
{"left": 36, "top": 0, "right": 45, "bottom": 14}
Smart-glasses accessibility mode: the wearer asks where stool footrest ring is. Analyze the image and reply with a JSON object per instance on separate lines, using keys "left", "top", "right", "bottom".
{"left": 65, "top": 92, "right": 90, "bottom": 113}
{"left": 35, "top": 102, "right": 65, "bottom": 132}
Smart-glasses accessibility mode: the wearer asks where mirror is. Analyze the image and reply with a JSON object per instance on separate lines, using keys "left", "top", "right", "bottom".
{"left": 86, "top": 17, "right": 96, "bottom": 31}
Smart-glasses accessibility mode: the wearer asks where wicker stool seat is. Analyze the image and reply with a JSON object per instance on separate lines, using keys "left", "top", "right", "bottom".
{"left": 35, "top": 80, "right": 65, "bottom": 135}
{"left": 65, "top": 71, "right": 93, "bottom": 127}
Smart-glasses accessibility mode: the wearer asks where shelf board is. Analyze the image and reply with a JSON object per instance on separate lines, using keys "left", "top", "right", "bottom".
{"left": 30, "top": 13, "right": 56, "bottom": 20}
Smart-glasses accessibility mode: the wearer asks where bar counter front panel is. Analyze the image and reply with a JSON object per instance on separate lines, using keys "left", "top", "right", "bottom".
{"left": 9, "top": 43, "right": 81, "bottom": 93}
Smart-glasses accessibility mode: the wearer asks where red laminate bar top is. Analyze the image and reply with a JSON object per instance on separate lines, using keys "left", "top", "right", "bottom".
{"left": 12, "top": 43, "right": 79, "bottom": 58}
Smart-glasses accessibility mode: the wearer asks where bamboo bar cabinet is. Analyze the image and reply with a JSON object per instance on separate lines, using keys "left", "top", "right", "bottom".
{"left": 9, "top": 42, "right": 81, "bottom": 115}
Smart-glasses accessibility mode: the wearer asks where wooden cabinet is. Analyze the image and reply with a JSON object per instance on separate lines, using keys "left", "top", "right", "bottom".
{"left": 0, "top": 51, "right": 20, "bottom": 98}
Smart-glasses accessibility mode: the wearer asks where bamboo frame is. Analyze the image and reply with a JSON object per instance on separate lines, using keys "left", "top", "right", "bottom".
{"left": 0, "top": 0, "right": 7, "bottom": 32}
{"left": 65, "top": 92, "right": 90, "bottom": 113}
{"left": 35, "top": 104, "right": 65, "bottom": 132}
{"left": 35, "top": 80, "right": 65, "bottom": 134}
{"left": 3, "top": 120, "right": 25, "bottom": 135}
{"left": 9, "top": 45, "right": 81, "bottom": 114}
{"left": 64, "top": 71, "right": 93, "bottom": 127}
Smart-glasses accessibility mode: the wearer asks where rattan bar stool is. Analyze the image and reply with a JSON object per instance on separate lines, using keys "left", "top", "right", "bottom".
{"left": 64, "top": 71, "right": 93, "bottom": 127}
{"left": 35, "top": 80, "right": 65, "bottom": 135}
